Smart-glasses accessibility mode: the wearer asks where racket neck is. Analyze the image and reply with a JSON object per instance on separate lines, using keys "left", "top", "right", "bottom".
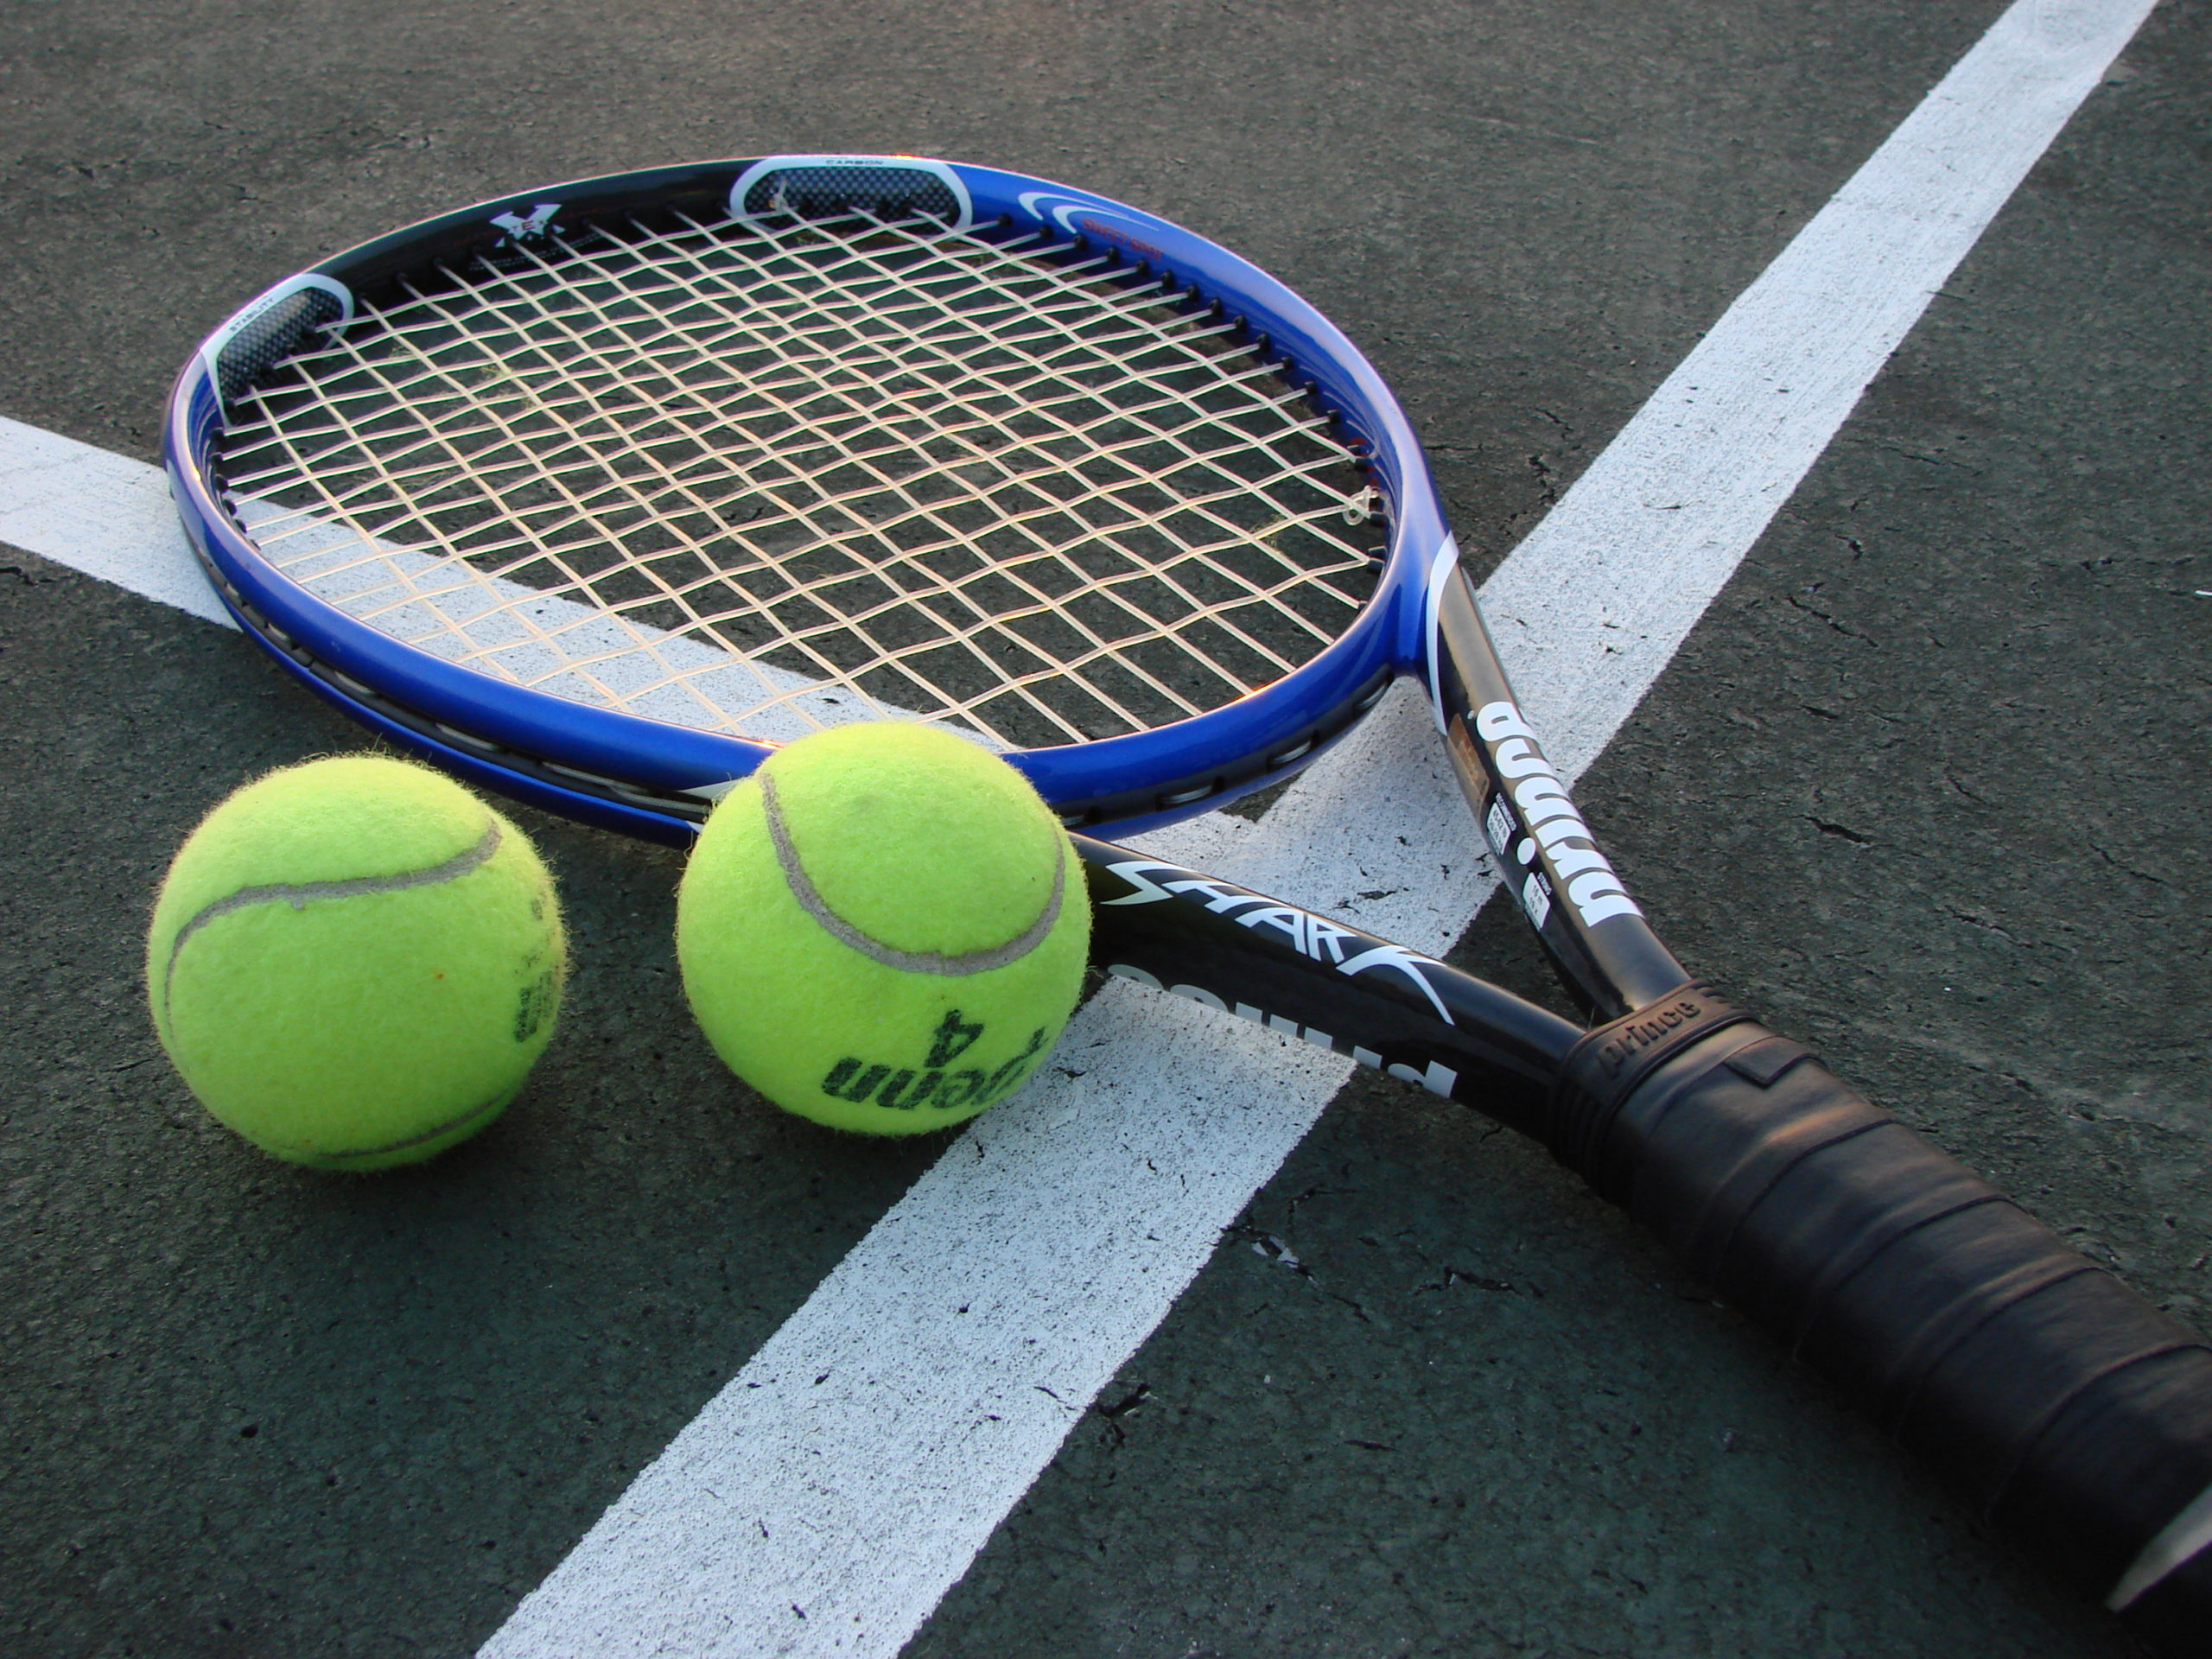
{"left": 1430, "top": 566, "right": 1690, "bottom": 1020}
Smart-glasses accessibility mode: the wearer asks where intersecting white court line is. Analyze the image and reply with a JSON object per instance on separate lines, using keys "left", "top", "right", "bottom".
{"left": 0, "top": 3, "right": 2158, "bottom": 1652}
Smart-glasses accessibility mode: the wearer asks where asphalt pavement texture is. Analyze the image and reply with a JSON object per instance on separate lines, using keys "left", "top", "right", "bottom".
{"left": 2, "top": 2, "right": 2206, "bottom": 1656}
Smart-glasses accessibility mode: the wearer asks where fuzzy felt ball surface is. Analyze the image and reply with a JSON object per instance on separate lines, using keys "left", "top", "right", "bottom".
{"left": 146, "top": 754, "right": 567, "bottom": 1169}
{"left": 676, "top": 723, "right": 1090, "bottom": 1135}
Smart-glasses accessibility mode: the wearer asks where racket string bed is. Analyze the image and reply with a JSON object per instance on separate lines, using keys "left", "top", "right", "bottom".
{"left": 211, "top": 207, "right": 1381, "bottom": 752}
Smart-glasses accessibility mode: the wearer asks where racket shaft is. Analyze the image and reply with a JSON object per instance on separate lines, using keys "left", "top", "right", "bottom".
{"left": 1427, "top": 565, "right": 1690, "bottom": 1016}
{"left": 1077, "top": 835, "right": 1575, "bottom": 1135}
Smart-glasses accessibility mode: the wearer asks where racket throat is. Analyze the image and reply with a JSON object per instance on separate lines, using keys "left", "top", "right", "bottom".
{"left": 1427, "top": 564, "right": 1689, "bottom": 1017}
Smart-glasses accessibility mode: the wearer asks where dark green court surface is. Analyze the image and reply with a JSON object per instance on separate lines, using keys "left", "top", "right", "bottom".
{"left": 3, "top": 2, "right": 2205, "bottom": 1655}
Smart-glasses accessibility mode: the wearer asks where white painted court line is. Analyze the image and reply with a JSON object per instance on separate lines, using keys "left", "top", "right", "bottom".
{"left": 0, "top": 3, "right": 2153, "bottom": 1652}
{"left": 0, "top": 417, "right": 233, "bottom": 626}
{"left": 469, "top": 6, "right": 2155, "bottom": 1655}
{"left": 1481, "top": 0, "right": 2160, "bottom": 779}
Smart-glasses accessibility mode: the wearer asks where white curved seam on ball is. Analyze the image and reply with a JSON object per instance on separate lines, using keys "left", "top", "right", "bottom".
{"left": 286, "top": 1080, "right": 521, "bottom": 1165}
{"left": 759, "top": 772, "right": 1064, "bottom": 976}
{"left": 158, "top": 818, "right": 504, "bottom": 1015}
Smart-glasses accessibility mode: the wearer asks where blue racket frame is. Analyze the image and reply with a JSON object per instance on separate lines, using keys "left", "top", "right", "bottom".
{"left": 164, "top": 155, "right": 1458, "bottom": 843}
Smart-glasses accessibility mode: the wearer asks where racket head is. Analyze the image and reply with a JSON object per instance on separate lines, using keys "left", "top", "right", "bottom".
{"left": 164, "top": 156, "right": 1457, "bottom": 841}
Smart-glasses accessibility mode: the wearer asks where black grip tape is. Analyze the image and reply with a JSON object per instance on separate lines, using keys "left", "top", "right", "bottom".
{"left": 1549, "top": 991, "right": 2212, "bottom": 1649}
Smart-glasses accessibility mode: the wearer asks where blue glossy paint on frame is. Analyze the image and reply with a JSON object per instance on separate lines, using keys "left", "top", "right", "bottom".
{"left": 162, "top": 156, "right": 1454, "bottom": 834}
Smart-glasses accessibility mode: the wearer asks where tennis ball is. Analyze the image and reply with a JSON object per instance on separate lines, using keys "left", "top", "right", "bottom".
{"left": 676, "top": 722, "right": 1090, "bottom": 1135}
{"left": 147, "top": 755, "right": 567, "bottom": 1170}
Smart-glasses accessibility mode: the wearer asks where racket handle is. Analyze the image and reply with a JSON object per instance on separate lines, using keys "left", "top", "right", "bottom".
{"left": 1548, "top": 984, "right": 2212, "bottom": 1649}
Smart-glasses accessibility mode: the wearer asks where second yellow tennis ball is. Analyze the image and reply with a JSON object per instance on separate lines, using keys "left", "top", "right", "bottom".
{"left": 147, "top": 754, "right": 567, "bottom": 1170}
{"left": 676, "top": 723, "right": 1090, "bottom": 1135}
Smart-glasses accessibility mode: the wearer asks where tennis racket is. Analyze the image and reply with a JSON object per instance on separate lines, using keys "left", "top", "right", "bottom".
{"left": 162, "top": 155, "right": 2212, "bottom": 1647}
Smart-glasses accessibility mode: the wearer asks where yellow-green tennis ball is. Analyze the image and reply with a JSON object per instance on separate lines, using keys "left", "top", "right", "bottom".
{"left": 146, "top": 755, "right": 567, "bottom": 1171}
{"left": 676, "top": 722, "right": 1090, "bottom": 1135}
